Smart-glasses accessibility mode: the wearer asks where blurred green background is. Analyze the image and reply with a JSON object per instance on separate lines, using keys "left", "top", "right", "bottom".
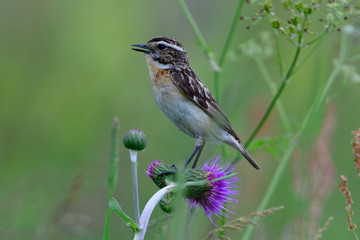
{"left": 1, "top": 0, "right": 360, "bottom": 239}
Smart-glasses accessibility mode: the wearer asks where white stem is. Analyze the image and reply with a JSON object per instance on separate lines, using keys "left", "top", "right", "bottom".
{"left": 130, "top": 150, "right": 140, "bottom": 224}
{"left": 134, "top": 184, "right": 176, "bottom": 240}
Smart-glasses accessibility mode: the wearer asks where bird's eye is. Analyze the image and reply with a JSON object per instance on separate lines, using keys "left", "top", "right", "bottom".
{"left": 157, "top": 44, "right": 166, "bottom": 50}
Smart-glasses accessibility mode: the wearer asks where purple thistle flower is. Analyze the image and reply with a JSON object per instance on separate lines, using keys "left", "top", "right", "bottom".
{"left": 188, "top": 155, "right": 240, "bottom": 224}
{"left": 146, "top": 156, "right": 240, "bottom": 224}
{"left": 147, "top": 161, "right": 177, "bottom": 188}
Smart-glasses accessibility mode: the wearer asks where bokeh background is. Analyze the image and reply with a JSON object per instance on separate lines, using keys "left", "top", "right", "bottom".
{"left": 1, "top": 0, "right": 359, "bottom": 239}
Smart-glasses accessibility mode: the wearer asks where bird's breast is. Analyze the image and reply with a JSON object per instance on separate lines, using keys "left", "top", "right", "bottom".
{"left": 144, "top": 56, "right": 224, "bottom": 143}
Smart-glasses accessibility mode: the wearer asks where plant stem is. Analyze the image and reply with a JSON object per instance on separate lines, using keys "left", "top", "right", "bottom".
{"left": 274, "top": 32, "right": 284, "bottom": 77}
{"left": 178, "top": 0, "right": 220, "bottom": 73}
{"left": 213, "top": 1, "right": 245, "bottom": 237}
{"left": 242, "top": 24, "right": 304, "bottom": 151}
{"left": 304, "top": 30, "right": 329, "bottom": 47}
{"left": 130, "top": 150, "right": 140, "bottom": 224}
{"left": 134, "top": 184, "right": 176, "bottom": 240}
{"left": 255, "top": 57, "right": 291, "bottom": 132}
{"left": 242, "top": 28, "right": 349, "bottom": 240}
{"left": 103, "top": 117, "right": 120, "bottom": 240}
{"left": 178, "top": 0, "right": 208, "bottom": 52}
{"left": 214, "top": 0, "right": 245, "bottom": 100}
{"left": 292, "top": 36, "right": 324, "bottom": 76}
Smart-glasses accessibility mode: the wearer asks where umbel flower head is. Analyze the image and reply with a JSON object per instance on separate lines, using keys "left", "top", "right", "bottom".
{"left": 146, "top": 156, "right": 240, "bottom": 224}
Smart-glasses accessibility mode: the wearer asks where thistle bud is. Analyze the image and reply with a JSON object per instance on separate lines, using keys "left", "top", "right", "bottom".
{"left": 184, "top": 169, "right": 212, "bottom": 200}
{"left": 159, "top": 192, "right": 175, "bottom": 213}
{"left": 147, "top": 161, "right": 177, "bottom": 188}
{"left": 123, "top": 129, "right": 147, "bottom": 151}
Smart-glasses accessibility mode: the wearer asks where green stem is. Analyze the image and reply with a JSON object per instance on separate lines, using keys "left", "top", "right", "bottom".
{"left": 214, "top": 0, "right": 245, "bottom": 101}
{"left": 242, "top": 22, "right": 305, "bottom": 151}
{"left": 255, "top": 57, "right": 292, "bottom": 132}
{"left": 219, "top": 0, "right": 245, "bottom": 67}
{"left": 103, "top": 117, "right": 120, "bottom": 240}
{"left": 293, "top": 35, "right": 324, "bottom": 75}
{"left": 130, "top": 150, "right": 140, "bottom": 224}
{"left": 214, "top": 1, "right": 245, "bottom": 237}
{"left": 304, "top": 30, "right": 329, "bottom": 47}
{"left": 243, "top": 42, "right": 302, "bottom": 150}
{"left": 178, "top": 0, "right": 219, "bottom": 73}
{"left": 104, "top": 192, "right": 113, "bottom": 240}
{"left": 274, "top": 32, "right": 284, "bottom": 77}
{"left": 242, "top": 28, "right": 349, "bottom": 240}
{"left": 242, "top": 137, "right": 297, "bottom": 240}
{"left": 178, "top": 0, "right": 208, "bottom": 53}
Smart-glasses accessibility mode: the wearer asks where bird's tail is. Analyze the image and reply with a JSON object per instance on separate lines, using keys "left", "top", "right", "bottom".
{"left": 231, "top": 139, "right": 260, "bottom": 170}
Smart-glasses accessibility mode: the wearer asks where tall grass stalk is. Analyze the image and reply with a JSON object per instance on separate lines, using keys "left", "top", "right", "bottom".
{"left": 103, "top": 117, "right": 120, "bottom": 240}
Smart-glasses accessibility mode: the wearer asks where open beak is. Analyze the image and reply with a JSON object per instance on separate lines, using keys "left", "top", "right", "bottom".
{"left": 131, "top": 44, "right": 151, "bottom": 53}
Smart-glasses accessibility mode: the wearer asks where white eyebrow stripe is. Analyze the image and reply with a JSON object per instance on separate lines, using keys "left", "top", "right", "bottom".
{"left": 157, "top": 41, "right": 185, "bottom": 52}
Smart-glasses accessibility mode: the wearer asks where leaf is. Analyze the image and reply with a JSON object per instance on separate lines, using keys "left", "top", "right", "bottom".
{"left": 109, "top": 197, "right": 142, "bottom": 233}
{"left": 247, "top": 135, "right": 291, "bottom": 158}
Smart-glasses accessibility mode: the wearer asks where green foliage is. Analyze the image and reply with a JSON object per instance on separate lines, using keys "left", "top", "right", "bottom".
{"left": 109, "top": 198, "right": 142, "bottom": 233}
{"left": 248, "top": 136, "right": 291, "bottom": 159}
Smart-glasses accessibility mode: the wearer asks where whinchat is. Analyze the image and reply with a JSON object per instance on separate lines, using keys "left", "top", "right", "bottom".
{"left": 132, "top": 37, "right": 260, "bottom": 170}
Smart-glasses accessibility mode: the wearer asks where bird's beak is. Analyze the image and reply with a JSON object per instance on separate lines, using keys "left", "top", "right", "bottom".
{"left": 131, "top": 44, "right": 151, "bottom": 53}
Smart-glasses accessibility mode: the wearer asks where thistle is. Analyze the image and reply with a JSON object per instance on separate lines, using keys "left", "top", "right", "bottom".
{"left": 146, "top": 156, "right": 240, "bottom": 224}
{"left": 187, "top": 156, "right": 240, "bottom": 224}
{"left": 123, "top": 129, "right": 147, "bottom": 225}
{"left": 123, "top": 129, "right": 147, "bottom": 151}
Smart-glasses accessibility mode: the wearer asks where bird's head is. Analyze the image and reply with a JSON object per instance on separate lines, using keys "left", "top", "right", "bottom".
{"left": 132, "top": 37, "right": 189, "bottom": 69}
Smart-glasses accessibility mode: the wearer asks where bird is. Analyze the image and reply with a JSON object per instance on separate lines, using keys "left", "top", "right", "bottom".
{"left": 132, "top": 36, "right": 260, "bottom": 170}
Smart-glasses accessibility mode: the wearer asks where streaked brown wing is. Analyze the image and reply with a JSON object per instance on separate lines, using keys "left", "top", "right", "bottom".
{"left": 171, "top": 68, "right": 240, "bottom": 140}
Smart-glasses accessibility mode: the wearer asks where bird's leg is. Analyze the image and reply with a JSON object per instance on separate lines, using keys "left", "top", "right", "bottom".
{"left": 183, "top": 137, "right": 205, "bottom": 169}
{"left": 191, "top": 143, "right": 204, "bottom": 169}
{"left": 183, "top": 146, "right": 200, "bottom": 169}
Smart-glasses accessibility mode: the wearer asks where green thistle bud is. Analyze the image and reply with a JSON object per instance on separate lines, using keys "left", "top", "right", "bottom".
{"left": 184, "top": 169, "right": 212, "bottom": 200}
{"left": 123, "top": 129, "right": 147, "bottom": 151}
{"left": 159, "top": 192, "right": 175, "bottom": 213}
{"left": 147, "top": 161, "right": 177, "bottom": 188}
